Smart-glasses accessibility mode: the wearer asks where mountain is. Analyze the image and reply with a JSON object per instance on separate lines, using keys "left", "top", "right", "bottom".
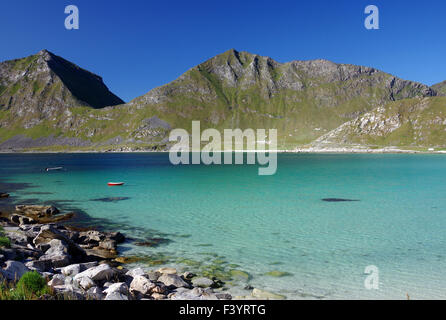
{"left": 128, "top": 49, "right": 434, "bottom": 147}
{"left": 432, "top": 81, "right": 446, "bottom": 96}
{"left": 0, "top": 49, "right": 443, "bottom": 151}
{"left": 0, "top": 49, "right": 123, "bottom": 128}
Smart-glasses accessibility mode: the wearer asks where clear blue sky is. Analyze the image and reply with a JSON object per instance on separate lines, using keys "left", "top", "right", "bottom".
{"left": 1, "top": 0, "right": 445, "bottom": 102}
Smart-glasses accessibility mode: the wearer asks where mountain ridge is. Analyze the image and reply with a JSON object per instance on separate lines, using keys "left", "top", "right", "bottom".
{"left": 0, "top": 49, "right": 444, "bottom": 152}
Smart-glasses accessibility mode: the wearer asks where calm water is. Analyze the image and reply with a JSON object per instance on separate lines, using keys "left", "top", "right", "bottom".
{"left": 1, "top": 153, "right": 446, "bottom": 299}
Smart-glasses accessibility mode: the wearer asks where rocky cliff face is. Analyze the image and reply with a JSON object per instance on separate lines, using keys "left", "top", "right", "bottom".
{"left": 0, "top": 50, "right": 123, "bottom": 129}
{"left": 310, "top": 96, "right": 446, "bottom": 149}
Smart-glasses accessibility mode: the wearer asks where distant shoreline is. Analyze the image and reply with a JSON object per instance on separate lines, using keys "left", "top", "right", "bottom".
{"left": 0, "top": 148, "right": 445, "bottom": 155}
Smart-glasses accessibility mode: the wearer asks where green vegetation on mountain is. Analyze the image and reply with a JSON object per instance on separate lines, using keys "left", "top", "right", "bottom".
{"left": 0, "top": 48, "right": 444, "bottom": 151}
{"left": 311, "top": 96, "right": 446, "bottom": 150}
{"left": 432, "top": 81, "right": 446, "bottom": 96}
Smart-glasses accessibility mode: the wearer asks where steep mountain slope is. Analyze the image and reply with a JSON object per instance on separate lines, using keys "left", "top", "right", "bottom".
{"left": 0, "top": 50, "right": 123, "bottom": 128}
{"left": 310, "top": 96, "right": 446, "bottom": 150}
{"left": 0, "top": 50, "right": 126, "bottom": 149}
{"left": 128, "top": 49, "right": 435, "bottom": 147}
{"left": 432, "top": 81, "right": 446, "bottom": 96}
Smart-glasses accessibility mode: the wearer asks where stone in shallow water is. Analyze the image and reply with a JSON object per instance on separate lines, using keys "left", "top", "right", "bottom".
{"left": 265, "top": 270, "right": 293, "bottom": 277}
{"left": 229, "top": 269, "right": 250, "bottom": 280}
{"left": 322, "top": 198, "right": 360, "bottom": 202}
{"left": 134, "top": 237, "right": 171, "bottom": 247}
{"left": 251, "top": 288, "right": 286, "bottom": 300}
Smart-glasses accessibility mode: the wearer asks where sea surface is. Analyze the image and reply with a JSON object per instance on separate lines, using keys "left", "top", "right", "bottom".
{"left": 1, "top": 153, "right": 446, "bottom": 299}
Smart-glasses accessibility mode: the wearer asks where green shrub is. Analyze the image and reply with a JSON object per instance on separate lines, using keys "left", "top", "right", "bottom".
{"left": 15, "top": 271, "right": 50, "bottom": 299}
{"left": 0, "top": 236, "right": 10, "bottom": 248}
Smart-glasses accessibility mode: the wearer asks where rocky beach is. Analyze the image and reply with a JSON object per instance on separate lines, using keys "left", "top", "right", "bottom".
{"left": 0, "top": 197, "right": 284, "bottom": 300}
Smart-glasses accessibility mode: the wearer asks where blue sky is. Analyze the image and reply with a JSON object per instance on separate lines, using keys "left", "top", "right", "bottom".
{"left": 1, "top": 0, "right": 445, "bottom": 102}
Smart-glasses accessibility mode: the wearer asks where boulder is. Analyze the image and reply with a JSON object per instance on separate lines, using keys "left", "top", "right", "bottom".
{"left": 86, "top": 286, "right": 104, "bottom": 300}
{"left": 125, "top": 267, "right": 145, "bottom": 278}
{"left": 129, "top": 275, "right": 156, "bottom": 296}
{"left": 39, "top": 239, "right": 71, "bottom": 268}
{"left": 103, "top": 282, "right": 128, "bottom": 295}
{"left": 84, "top": 247, "right": 117, "bottom": 260}
{"left": 78, "top": 276, "right": 95, "bottom": 291}
{"left": 98, "top": 239, "right": 116, "bottom": 251}
{"left": 25, "top": 260, "right": 52, "bottom": 272}
{"left": 146, "top": 271, "right": 161, "bottom": 282}
{"left": 15, "top": 205, "right": 59, "bottom": 217}
{"left": 158, "top": 273, "right": 189, "bottom": 288}
{"left": 10, "top": 214, "right": 36, "bottom": 225}
{"left": 1, "top": 260, "right": 30, "bottom": 281}
{"left": 251, "top": 288, "right": 286, "bottom": 300}
{"left": 48, "top": 274, "right": 66, "bottom": 287}
{"left": 61, "top": 264, "right": 81, "bottom": 277}
{"left": 191, "top": 277, "right": 214, "bottom": 288}
{"left": 104, "top": 292, "right": 128, "bottom": 300}
{"left": 78, "top": 231, "right": 104, "bottom": 244}
{"left": 215, "top": 293, "right": 232, "bottom": 300}
{"left": 157, "top": 267, "right": 177, "bottom": 274}
{"left": 151, "top": 292, "right": 166, "bottom": 300}
{"left": 0, "top": 248, "right": 17, "bottom": 260}
{"left": 73, "top": 263, "right": 117, "bottom": 282}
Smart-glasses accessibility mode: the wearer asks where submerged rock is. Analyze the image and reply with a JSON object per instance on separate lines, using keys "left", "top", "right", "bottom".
{"left": 251, "top": 288, "right": 286, "bottom": 300}
{"left": 322, "top": 198, "right": 359, "bottom": 202}
{"left": 90, "top": 197, "right": 130, "bottom": 203}
{"left": 191, "top": 277, "right": 214, "bottom": 288}
{"left": 265, "top": 270, "right": 293, "bottom": 277}
{"left": 134, "top": 237, "right": 171, "bottom": 247}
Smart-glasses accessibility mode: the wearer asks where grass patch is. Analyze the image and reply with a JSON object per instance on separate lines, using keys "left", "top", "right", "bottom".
{"left": 0, "top": 271, "right": 51, "bottom": 300}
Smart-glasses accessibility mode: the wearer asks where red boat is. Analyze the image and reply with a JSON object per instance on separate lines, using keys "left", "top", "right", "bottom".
{"left": 107, "top": 182, "right": 124, "bottom": 186}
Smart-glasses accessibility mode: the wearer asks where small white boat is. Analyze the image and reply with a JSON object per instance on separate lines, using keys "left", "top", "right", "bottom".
{"left": 45, "top": 167, "right": 63, "bottom": 172}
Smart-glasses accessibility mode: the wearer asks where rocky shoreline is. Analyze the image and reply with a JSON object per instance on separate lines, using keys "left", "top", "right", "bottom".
{"left": 0, "top": 202, "right": 286, "bottom": 300}
{"left": 0, "top": 203, "right": 237, "bottom": 300}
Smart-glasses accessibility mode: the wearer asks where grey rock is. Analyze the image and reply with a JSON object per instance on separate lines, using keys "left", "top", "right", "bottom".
{"left": 129, "top": 275, "right": 156, "bottom": 296}
{"left": 48, "top": 274, "right": 66, "bottom": 287}
{"left": 103, "top": 282, "right": 128, "bottom": 295}
{"left": 25, "top": 260, "right": 51, "bottom": 272}
{"left": 191, "top": 277, "right": 214, "bottom": 288}
{"left": 104, "top": 292, "right": 128, "bottom": 300}
{"left": 215, "top": 293, "right": 232, "bottom": 300}
{"left": 146, "top": 271, "right": 161, "bottom": 282}
{"left": 86, "top": 286, "right": 104, "bottom": 300}
{"left": 39, "top": 239, "right": 71, "bottom": 268}
{"left": 73, "top": 263, "right": 117, "bottom": 282}
{"left": 158, "top": 273, "right": 189, "bottom": 288}
{"left": 78, "top": 276, "right": 95, "bottom": 290}
{"left": 125, "top": 267, "right": 145, "bottom": 278}
{"left": 61, "top": 264, "right": 81, "bottom": 277}
{"left": 1, "top": 260, "right": 30, "bottom": 281}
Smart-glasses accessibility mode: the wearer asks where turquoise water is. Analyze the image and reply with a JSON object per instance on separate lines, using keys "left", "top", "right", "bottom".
{"left": 1, "top": 153, "right": 446, "bottom": 299}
